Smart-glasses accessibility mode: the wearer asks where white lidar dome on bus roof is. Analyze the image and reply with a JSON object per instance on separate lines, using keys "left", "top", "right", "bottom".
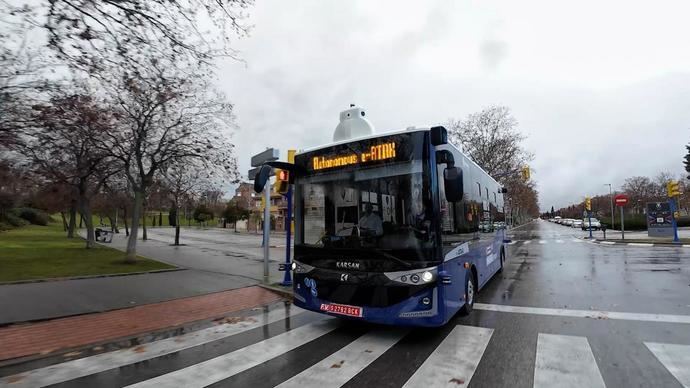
{"left": 333, "top": 104, "right": 375, "bottom": 142}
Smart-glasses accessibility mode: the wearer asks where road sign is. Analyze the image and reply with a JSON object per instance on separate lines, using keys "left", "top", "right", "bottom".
{"left": 251, "top": 148, "right": 279, "bottom": 167}
{"left": 248, "top": 166, "right": 275, "bottom": 180}
{"left": 647, "top": 202, "right": 673, "bottom": 238}
{"left": 614, "top": 194, "right": 629, "bottom": 206}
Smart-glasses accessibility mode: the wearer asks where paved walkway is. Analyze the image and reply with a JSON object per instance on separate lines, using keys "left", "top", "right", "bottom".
{"left": 0, "top": 286, "right": 283, "bottom": 363}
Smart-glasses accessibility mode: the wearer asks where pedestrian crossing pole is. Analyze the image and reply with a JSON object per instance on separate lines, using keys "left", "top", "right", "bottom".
{"left": 263, "top": 184, "right": 271, "bottom": 284}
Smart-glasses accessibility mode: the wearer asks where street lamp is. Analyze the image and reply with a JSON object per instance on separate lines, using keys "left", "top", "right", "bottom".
{"left": 604, "top": 184, "right": 614, "bottom": 229}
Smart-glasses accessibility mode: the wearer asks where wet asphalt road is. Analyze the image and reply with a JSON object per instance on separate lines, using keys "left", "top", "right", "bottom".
{"left": 3, "top": 220, "right": 690, "bottom": 387}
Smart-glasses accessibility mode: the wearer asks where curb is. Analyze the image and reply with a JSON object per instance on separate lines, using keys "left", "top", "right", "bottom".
{"left": 580, "top": 237, "right": 690, "bottom": 248}
{"left": 0, "top": 268, "right": 185, "bottom": 286}
{"left": 258, "top": 283, "right": 294, "bottom": 299}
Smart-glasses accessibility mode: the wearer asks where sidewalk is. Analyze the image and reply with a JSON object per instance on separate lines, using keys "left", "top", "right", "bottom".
{"left": 0, "top": 286, "right": 284, "bottom": 364}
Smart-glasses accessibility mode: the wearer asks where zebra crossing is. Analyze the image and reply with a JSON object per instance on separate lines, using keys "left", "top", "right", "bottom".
{"left": 507, "top": 238, "right": 582, "bottom": 245}
{"left": 2, "top": 306, "right": 689, "bottom": 388}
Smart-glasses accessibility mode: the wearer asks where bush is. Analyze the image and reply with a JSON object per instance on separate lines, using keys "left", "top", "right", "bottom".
{"left": 600, "top": 215, "right": 690, "bottom": 230}
{"left": 13, "top": 207, "right": 50, "bottom": 226}
{"left": 4, "top": 212, "right": 29, "bottom": 227}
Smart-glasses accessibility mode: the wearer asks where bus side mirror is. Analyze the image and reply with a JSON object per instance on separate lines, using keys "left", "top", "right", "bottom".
{"left": 253, "top": 165, "right": 272, "bottom": 193}
{"left": 430, "top": 126, "right": 448, "bottom": 146}
{"left": 444, "top": 167, "right": 464, "bottom": 202}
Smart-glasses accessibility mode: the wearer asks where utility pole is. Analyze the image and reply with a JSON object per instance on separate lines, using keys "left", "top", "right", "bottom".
{"left": 605, "top": 184, "right": 614, "bottom": 229}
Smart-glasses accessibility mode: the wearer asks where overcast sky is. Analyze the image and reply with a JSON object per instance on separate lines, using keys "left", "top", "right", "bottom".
{"left": 218, "top": 0, "right": 690, "bottom": 211}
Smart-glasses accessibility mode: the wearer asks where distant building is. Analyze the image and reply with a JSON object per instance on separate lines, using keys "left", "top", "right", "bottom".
{"left": 231, "top": 181, "right": 289, "bottom": 232}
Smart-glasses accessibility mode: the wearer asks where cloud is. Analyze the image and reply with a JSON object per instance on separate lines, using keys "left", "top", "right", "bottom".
{"left": 217, "top": 0, "right": 690, "bottom": 210}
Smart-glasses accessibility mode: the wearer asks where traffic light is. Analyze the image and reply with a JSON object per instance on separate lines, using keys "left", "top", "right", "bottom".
{"left": 666, "top": 180, "right": 681, "bottom": 197}
{"left": 275, "top": 169, "right": 290, "bottom": 194}
{"left": 584, "top": 197, "right": 592, "bottom": 211}
{"left": 521, "top": 166, "right": 531, "bottom": 181}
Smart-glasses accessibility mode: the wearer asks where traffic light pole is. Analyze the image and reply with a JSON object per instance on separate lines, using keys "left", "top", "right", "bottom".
{"left": 263, "top": 185, "right": 271, "bottom": 284}
{"left": 670, "top": 197, "right": 680, "bottom": 243}
{"left": 588, "top": 211, "right": 593, "bottom": 239}
{"left": 281, "top": 186, "right": 293, "bottom": 286}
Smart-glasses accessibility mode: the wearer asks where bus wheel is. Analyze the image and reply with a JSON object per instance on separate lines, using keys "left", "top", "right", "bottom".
{"left": 497, "top": 249, "right": 505, "bottom": 273}
{"left": 461, "top": 272, "right": 476, "bottom": 315}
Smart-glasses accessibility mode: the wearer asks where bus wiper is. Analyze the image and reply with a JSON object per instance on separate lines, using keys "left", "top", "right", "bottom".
{"left": 372, "top": 249, "right": 413, "bottom": 268}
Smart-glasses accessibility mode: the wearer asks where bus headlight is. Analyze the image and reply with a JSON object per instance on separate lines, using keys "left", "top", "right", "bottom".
{"left": 421, "top": 271, "right": 433, "bottom": 282}
{"left": 291, "top": 262, "right": 297, "bottom": 271}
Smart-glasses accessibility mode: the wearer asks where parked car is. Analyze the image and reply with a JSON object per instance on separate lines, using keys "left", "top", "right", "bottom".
{"left": 553, "top": 216, "right": 562, "bottom": 224}
{"left": 572, "top": 219, "right": 583, "bottom": 228}
{"left": 582, "top": 218, "right": 601, "bottom": 230}
{"left": 564, "top": 219, "right": 574, "bottom": 226}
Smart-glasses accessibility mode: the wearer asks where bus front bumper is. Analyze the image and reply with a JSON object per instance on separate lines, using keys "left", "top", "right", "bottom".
{"left": 292, "top": 280, "right": 448, "bottom": 327}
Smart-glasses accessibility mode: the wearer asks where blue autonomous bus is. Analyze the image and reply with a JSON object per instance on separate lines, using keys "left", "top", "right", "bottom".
{"left": 259, "top": 125, "right": 507, "bottom": 327}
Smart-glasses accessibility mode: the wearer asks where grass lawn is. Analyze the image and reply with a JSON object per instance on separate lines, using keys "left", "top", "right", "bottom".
{"left": 0, "top": 224, "right": 175, "bottom": 283}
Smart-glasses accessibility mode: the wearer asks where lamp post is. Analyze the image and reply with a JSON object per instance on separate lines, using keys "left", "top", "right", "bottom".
{"left": 604, "top": 184, "right": 614, "bottom": 229}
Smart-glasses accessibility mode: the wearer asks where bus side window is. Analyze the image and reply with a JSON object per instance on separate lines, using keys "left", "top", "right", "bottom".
{"left": 438, "top": 163, "right": 478, "bottom": 237}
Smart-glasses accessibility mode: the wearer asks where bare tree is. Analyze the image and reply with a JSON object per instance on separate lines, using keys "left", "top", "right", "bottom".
{"left": 448, "top": 105, "right": 534, "bottom": 178}
{"left": 22, "top": 93, "right": 115, "bottom": 248}
{"left": 622, "top": 176, "right": 655, "bottom": 214}
{"left": 96, "top": 67, "right": 239, "bottom": 263}
{"left": 42, "top": 0, "right": 252, "bottom": 76}
{"left": 0, "top": 2, "right": 55, "bottom": 149}
{"left": 162, "top": 161, "right": 217, "bottom": 245}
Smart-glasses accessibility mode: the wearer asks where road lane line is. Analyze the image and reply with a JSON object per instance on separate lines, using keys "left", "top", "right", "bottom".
{"left": 628, "top": 243, "right": 653, "bottom": 247}
{"left": 538, "top": 240, "right": 546, "bottom": 244}
{"left": 683, "top": 245, "right": 690, "bottom": 248}
{"left": 534, "top": 334, "right": 605, "bottom": 388}
{"left": 523, "top": 240, "right": 532, "bottom": 245}
{"left": 126, "top": 319, "right": 340, "bottom": 388}
{"left": 474, "top": 303, "right": 690, "bottom": 324}
{"left": 555, "top": 239, "right": 564, "bottom": 243}
{"left": 645, "top": 342, "right": 690, "bottom": 387}
{"left": 571, "top": 238, "right": 582, "bottom": 243}
{"left": 1, "top": 306, "right": 305, "bottom": 388}
{"left": 508, "top": 241, "right": 517, "bottom": 245}
{"left": 277, "top": 328, "right": 408, "bottom": 388}
{"left": 600, "top": 241, "right": 616, "bottom": 245}
{"left": 402, "top": 325, "right": 493, "bottom": 388}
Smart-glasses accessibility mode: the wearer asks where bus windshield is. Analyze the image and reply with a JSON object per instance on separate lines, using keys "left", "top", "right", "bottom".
{"left": 295, "top": 162, "right": 435, "bottom": 264}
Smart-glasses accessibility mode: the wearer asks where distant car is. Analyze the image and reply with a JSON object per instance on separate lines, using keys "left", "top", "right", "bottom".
{"left": 564, "top": 219, "right": 574, "bottom": 226}
{"left": 572, "top": 220, "right": 583, "bottom": 228}
{"left": 582, "top": 218, "right": 601, "bottom": 230}
{"left": 554, "top": 216, "right": 562, "bottom": 224}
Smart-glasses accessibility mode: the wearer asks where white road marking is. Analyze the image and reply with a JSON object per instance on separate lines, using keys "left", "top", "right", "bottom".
{"left": 628, "top": 243, "right": 654, "bottom": 247}
{"left": 523, "top": 240, "right": 532, "bottom": 245}
{"left": 126, "top": 319, "right": 339, "bottom": 388}
{"left": 508, "top": 241, "right": 517, "bottom": 245}
{"left": 1, "top": 307, "right": 305, "bottom": 388}
{"left": 645, "top": 342, "right": 690, "bottom": 388}
{"left": 600, "top": 241, "right": 616, "bottom": 245}
{"left": 534, "top": 334, "right": 605, "bottom": 388}
{"left": 555, "top": 239, "right": 564, "bottom": 243}
{"left": 538, "top": 240, "right": 546, "bottom": 244}
{"left": 571, "top": 238, "right": 583, "bottom": 243}
{"left": 277, "top": 328, "right": 408, "bottom": 388}
{"left": 684, "top": 245, "right": 690, "bottom": 248}
{"left": 403, "top": 325, "right": 493, "bottom": 388}
{"left": 474, "top": 303, "right": 690, "bottom": 324}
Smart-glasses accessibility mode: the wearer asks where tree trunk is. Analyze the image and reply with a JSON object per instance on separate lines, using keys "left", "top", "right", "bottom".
{"left": 174, "top": 202, "right": 181, "bottom": 246}
{"left": 80, "top": 196, "right": 96, "bottom": 249}
{"left": 67, "top": 200, "right": 77, "bottom": 238}
{"left": 79, "top": 213, "right": 84, "bottom": 228}
{"left": 108, "top": 215, "right": 119, "bottom": 233}
{"left": 60, "top": 212, "right": 68, "bottom": 231}
{"left": 159, "top": 212, "right": 163, "bottom": 227}
{"left": 142, "top": 209, "right": 148, "bottom": 241}
{"left": 125, "top": 191, "right": 144, "bottom": 263}
{"left": 114, "top": 209, "right": 119, "bottom": 233}
{"left": 123, "top": 207, "right": 129, "bottom": 237}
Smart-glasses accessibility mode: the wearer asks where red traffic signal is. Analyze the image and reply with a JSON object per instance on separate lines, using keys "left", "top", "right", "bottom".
{"left": 278, "top": 169, "right": 289, "bottom": 181}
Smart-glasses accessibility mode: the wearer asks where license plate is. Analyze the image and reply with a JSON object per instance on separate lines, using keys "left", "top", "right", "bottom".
{"left": 319, "top": 303, "right": 363, "bottom": 317}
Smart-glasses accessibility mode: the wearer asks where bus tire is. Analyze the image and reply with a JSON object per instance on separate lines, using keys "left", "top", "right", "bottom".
{"left": 497, "top": 249, "right": 505, "bottom": 273}
{"left": 461, "top": 271, "right": 476, "bottom": 315}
